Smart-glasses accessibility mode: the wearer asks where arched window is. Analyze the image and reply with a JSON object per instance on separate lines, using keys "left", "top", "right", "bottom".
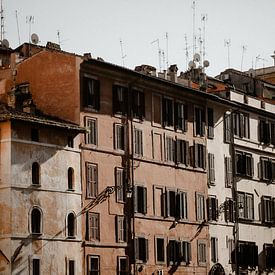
{"left": 31, "top": 207, "right": 42, "bottom": 234}
{"left": 32, "top": 162, "right": 40, "bottom": 185}
{"left": 68, "top": 167, "right": 74, "bottom": 190}
{"left": 67, "top": 213, "right": 76, "bottom": 238}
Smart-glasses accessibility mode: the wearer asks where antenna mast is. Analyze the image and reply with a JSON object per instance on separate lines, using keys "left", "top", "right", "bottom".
{"left": 26, "top": 16, "right": 34, "bottom": 43}
{"left": 192, "top": 0, "right": 196, "bottom": 56}
{"left": 224, "top": 39, "right": 231, "bottom": 68}
{"left": 119, "top": 38, "right": 127, "bottom": 67}
{"left": 240, "top": 45, "right": 247, "bottom": 71}
{"left": 0, "top": 0, "right": 4, "bottom": 41}
{"left": 16, "top": 10, "right": 21, "bottom": 45}
{"left": 151, "top": 38, "right": 161, "bottom": 72}
{"left": 57, "top": 30, "right": 61, "bottom": 45}
{"left": 201, "top": 14, "right": 207, "bottom": 63}
{"left": 184, "top": 34, "right": 189, "bottom": 70}
{"left": 165, "top": 32, "right": 169, "bottom": 70}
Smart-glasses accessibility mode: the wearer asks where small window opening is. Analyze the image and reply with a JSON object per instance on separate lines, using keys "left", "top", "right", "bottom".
{"left": 68, "top": 167, "right": 74, "bottom": 190}
{"left": 32, "top": 162, "right": 40, "bottom": 185}
{"left": 67, "top": 213, "right": 75, "bottom": 238}
{"left": 31, "top": 128, "right": 39, "bottom": 142}
{"left": 31, "top": 208, "right": 42, "bottom": 234}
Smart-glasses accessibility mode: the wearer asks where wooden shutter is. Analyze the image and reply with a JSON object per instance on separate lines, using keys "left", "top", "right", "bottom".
{"left": 94, "top": 79, "right": 100, "bottom": 110}
{"left": 194, "top": 143, "right": 198, "bottom": 168}
{"left": 225, "top": 157, "right": 233, "bottom": 187}
{"left": 201, "top": 109, "right": 206, "bottom": 136}
{"left": 145, "top": 239, "right": 149, "bottom": 262}
{"left": 207, "top": 198, "right": 212, "bottom": 221}
{"left": 184, "top": 105, "right": 188, "bottom": 131}
{"left": 208, "top": 153, "right": 215, "bottom": 184}
{"left": 202, "top": 145, "right": 206, "bottom": 170}
{"left": 207, "top": 108, "right": 214, "bottom": 138}
{"left": 143, "top": 187, "right": 147, "bottom": 214}
{"left": 134, "top": 186, "right": 138, "bottom": 213}
{"left": 224, "top": 113, "right": 231, "bottom": 143}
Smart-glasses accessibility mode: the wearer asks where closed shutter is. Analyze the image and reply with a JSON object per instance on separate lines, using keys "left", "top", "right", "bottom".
{"left": 225, "top": 157, "right": 232, "bottom": 187}
{"left": 208, "top": 153, "right": 215, "bottom": 184}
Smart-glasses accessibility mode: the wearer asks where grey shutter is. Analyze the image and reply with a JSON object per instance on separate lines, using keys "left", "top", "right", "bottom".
{"left": 145, "top": 238, "right": 149, "bottom": 262}
{"left": 225, "top": 157, "right": 232, "bottom": 187}
{"left": 166, "top": 191, "right": 170, "bottom": 217}
{"left": 224, "top": 113, "right": 231, "bottom": 143}
{"left": 208, "top": 153, "right": 215, "bottom": 184}
{"left": 135, "top": 238, "right": 139, "bottom": 260}
{"left": 143, "top": 187, "right": 147, "bottom": 214}
{"left": 202, "top": 145, "right": 206, "bottom": 170}
{"left": 185, "top": 141, "right": 189, "bottom": 165}
{"left": 194, "top": 143, "right": 198, "bottom": 168}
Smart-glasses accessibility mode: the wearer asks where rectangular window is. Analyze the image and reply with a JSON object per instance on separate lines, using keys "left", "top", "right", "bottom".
{"left": 87, "top": 255, "right": 100, "bottom": 275}
{"left": 236, "top": 242, "right": 258, "bottom": 268}
{"left": 207, "top": 196, "right": 218, "bottom": 221}
{"left": 116, "top": 215, "right": 127, "bottom": 242}
{"left": 232, "top": 112, "right": 249, "bottom": 138}
{"left": 176, "top": 139, "right": 189, "bottom": 165}
{"left": 194, "top": 107, "right": 205, "bottom": 136}
{"left": 134, "top": 186, "right": 147, "bottom": 214}
{"left": 118, "top": 256, "right": 129, "bottom": 275}
{"left": 86, "top": 163, "right": 98, "bottom": 198}
{"left": 31, "top": 128, "right": 39, "bottom": 142}
{"left": 155, "top": 237, "right": 165, "bottom": 264}
{"left": 207, "top": 108, "right": 214, "bottom": 138}
{"left": 152, "top": 132, "right": 162, "bottom": 161}
{"left": 224, "top": 198, "right": 235, "bottom": 223}
{"left": 167, "top": 240, "right": 191, "bottom": 265}
{"left": 174, "top": 102, "right": 188, "bottom": 131}
{"left": 68, "top": 260, "right": 75, "bottom": 275}
{"left": 211, "top": 237, "right": 218, "bottom": 263}
{"left": 87, "top": 212, "right": 100, "bottom": 241}
{"left": 113, "top": 85, "right": 128, "bottom": 115}
{"left": 260, "top": 157, "right": 275, "bottom": 182}
{"left": 115, "top": 168, "right": 126, "bottom": 203}
{"left": 165, "top": 136, "right": 175, "bottom": 162}
{"left": 181, "top": 241, "right": 191, "bottom": 264}
{"left": 152, "top": 94, "right": 162, "bottom": 125}
{"left": 114, "top": 124, "right": 125, "bottom": 151}
{"left": 228, "top": 238, "right": 234, "bottom": 263}
{"left": 135, "top": 237, "right": 148, "bottom": 263}
{"left": 197, "top": 240, "right": 207, "bottom": 265}
{"left": 261, "top": 196, "right": 275, "bottom": 224}
{"left": 225, "top": 157, "right": 233, "bottom": 187}
{"left": 83, "top": 77, "right": 100, "bottom": 110}
{"left": 154, "top": 186, "right": 165, "bottom": 217}
{"left": 237, "top": 192, "right": 254, "bottom": 220}
{"left": 208, "top": 153, "right": 215, "bottom": 185}
{"left": 196, "top": 193, "right": 205, "bottom": 221}
{"left": 85, "top": 117, "right": 97, "bottom": 145}
{"left": 32, "top": 258, "right": 40, "bottom": 275}
{"left": 235, "top": 151, "right": 253, "bottom": 177}
{"left": 67, "top": 136, "right": 74, "bottom": 148}
{"left": 193, "top": 143, "right": 206, "bottom": 169}
{"left": 259, "top": 120, "right": 275, "bottom": 145}
{"left": 134, "top": 128, "right": 143, "bottom": 156}
{"left": 166, "top": 190, "right": 188, "bottom": 219}
{"left": 132, "top": 89, "right": 145, "bottom": 120}
{"left": 163, "top": 97, "right": 174, "bottom": 127}
{"left": 264, "top": 244, "right": 275, "bottom": 269}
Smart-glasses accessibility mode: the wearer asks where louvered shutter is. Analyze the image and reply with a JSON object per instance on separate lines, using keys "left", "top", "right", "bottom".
{"left": 224, "top": 113, "right": 231, "bottom": 143}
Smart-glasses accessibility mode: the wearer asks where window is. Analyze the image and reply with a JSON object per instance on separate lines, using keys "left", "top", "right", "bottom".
{"left": 194, "top": 107, "right": 205, "bottom": 136}
{"left": 67, "top": 213, "right": 76, "bottom": 238}
{"left": 197, "top": 240, "right": 207, "bottom": 265}
{"left": 237, "top": 192, "right": 254, "bottom": 220}
{"left": 225, "top": 157, "right": 233, "bottom": 187}
{"left": 32, "top": 258, "right": 40, "bottom": 275}
{"left": 260, "top": 157, "right": 275, "bottom": 181}
{"left": 166, "top": 190, "right": 188, "bottom": 220}
{"left": 114, "top": 124, "right": 125, "bottom": 151}
{"left": 227, "top": 238, "right": 234, "bottom": 263}
{"left": 224, "top": 198, "right": 235, "bottom": 223}
{"left": 85, "top": 117, "right": 97, "bottom": 145}
{"left": 234, "top": 242, "right": 258, "bottom": 268}
{"left": 115, "top": 168, "right": 126, "bottom": 203}
{"left": 83, "top": 77, "right": 100, "bottom": 110}
{"left": 207, "top": 196, "right": 218, "bottom": 221}
{"left": 167, "top": 240, "right": 191, "bottom": 266}
{"left": 208, "top": 153, "right": 215, "bottom": 185}
{"left": 211, "top": 237, "right": 218, "bottom": 263}
{"left": 264, "top": 244, "right": 275, "bottom": 270}
{"left": 196, "top": 193, "right": 205, "bottom": 221}
{"left": 165, "top": 136, "right": 175, "bottom": 162}
{"left": 155, "top": 237, "right": 165, "bottom": 264}
{"left": 232, "top": 112, "right": 249, "bottom": 138}
{"left": 259, "top": 119, "right": 275, "bottom": 145}
{"left": 86, "top": 163, "right": 98, "bottom": 198}
{"left": 68, "top": 167, "right": 74, "bottom": 190}
{"left": 87, "top": 255, "right": 100, "bottom": 275}
{"left": 174, "top": 102, "right": 187, "bottom": 131}
{"left": 32, "top": 162, "right": 40, "bottom": 185}
{"left": 117, "top": 256, "right": 129, "bottom": 275}
{"left": 31, "top": 128, "right": 39, "bottom": 142}
{"left": 113, "top": 85, "right": 128, "bottom": 115}
{"left": 116, "top": 215, "right": 127, "bottom": 242}
{"left": 135, "top": 237, "right": 148, "bottom": 263}
{"left": 68, "top": 260, "right": 75, "bottom": 275}
{"left": 134, "top": 128, "right": 143, "bottom": 156}
{"left": 235, "top": 151, "right": 253, "bottom": 177}
{"left": 87, "top": 212, "right": 100, "bottom": 241}
{"left": 162, "top": 97, "right": 173, "bottom": 127}
{"left": 31, "top": 207, "right": 42, "bottom": 234}
{"left": 67, "top": 136, "right": 74, "bottom": 148}
{"left": 132, "top": 89, "right": 145, "bottom": 120}
{"left": 153, "top": 186, "right": 165, "bottom": 217}
{"left": 152, "top": 94, "right": 162, "bottom": 125}
{"left": 207, "top": 108, "right": 214, "bottom": 138}
{"left": 134, "top": 186, "right": 147, "bottom": 214}
{"left": 176, "top": 139, "right": 189, "bottom": 165}
{"left": 193, "top": 143, "right": 206, "bottom": 169}
{"left": 261, "top": 196, "right": 275, "bottom": 224}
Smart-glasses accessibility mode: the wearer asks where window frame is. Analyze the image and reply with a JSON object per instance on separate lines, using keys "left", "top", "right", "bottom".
{"left": 135, "top": 236, "right": 149, "bottom": 263}
{"left": 86, "top": 162, "right": 98, "bottom": 199}
{"left": 67, "top": 212, "right": 76, "bottom": 239}
{"left": 115, "top": 167, "right": 126, "bottom": 203}
{"left": 87, "top": 255, "right": 100, "bottom": 275}
{"left": 31, "top": 162, "right": 40, "bottom": 186}
{"left": 165, "top": 135, "right": 175, "bottom": 163}
{"left": 194, "top": 106, "right": 206, "bottom": 137}
{"left": 87, "top": 212, "right": 100, "bottom": 241}
{"left": 155, "top": 236, "right": 165, "bottom": 265}
{"left": 132, "top": 88, "right": 145, "bottom": 120}
{"left": 134, "top": 185, "right": 147, "bottom": 215}
{"left": 114, "top": 123, "right": 126, "bottom": 151}
{"left": 196, "top": 193, "right": 205, "bottom": 222}
{"left": 113, "top": 84, "right": 128, "bottom": 116}
{"left": 67, "top": 167, "right": 74, "bottom": 191}
{"left": 30, "top": 206, "right": 42, "bottom": 235}
{"left": 237, "top": 192, "right": 254, "bottom": 221}
{"left": 116, "top": 215, "right": 127, "bottom": 243}
{"left": 85, "top": 117, "right": 98, "bottom": 146}
{"left": 82, "top": 75, "right": 100, "bottom": 111}
{"left": 134, "top": 128, "right": 143, "bottom": 157}
{"left": 197, "top": 240, "right": 207, "bottom": 266}
{"left": 117, "top": 256, "right": 129, "bottom": 275}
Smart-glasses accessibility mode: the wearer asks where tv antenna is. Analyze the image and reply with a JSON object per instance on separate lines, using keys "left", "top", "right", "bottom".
{"left": 192, "top": 0, "right": 197, "bottom": 56}
{"left": 165, "top": 32, "right": 169, "bottom": 70}
{"left": 0, "top": 0, "right": 5, "bottom": 41}
{"left": 240, "top": 45, "right": 247, "bottom": 71}
{"left": 26, "top": 16, "right": 34, "bottom": 44}
{"left": 198, "top": 28, "right": 203, "bottom": 67}
{"left": 151, "top": 38, "right": 161, "bottom": 72}
{"left": 201, "top": 14, "right": 208, "bottom": 63}
{"left": 255, "top": 55, "right": 267, "bottom": 70}
{"left": 119, "top": 38, "right": 127, "bottom": 67}
{"left": 224, "top": 39, "right": 231, "bottom": 68}
{"left": 15, "top": 10, "right": 21, "bottom": 45}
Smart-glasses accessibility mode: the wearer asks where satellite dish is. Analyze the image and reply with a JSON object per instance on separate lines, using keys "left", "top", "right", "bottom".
{"left": 188, "top": 60, "right": 196, "bottom": 69}
{"left": 193, "top": 53, "right": 201, "bottom": 62}
{"left": 203, "top": 60, "right": 210, "bottom": 67}
{"left": 31, "top": 33, "right": 39, "bottom": 44}
{"left": 2, "top": 39, "right": 9, "bottom": 48}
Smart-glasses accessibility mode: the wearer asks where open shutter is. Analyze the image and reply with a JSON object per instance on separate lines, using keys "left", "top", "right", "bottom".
{"left": 194, "top": 143, "right": 198, "bottom": 168}
{"left": 184, "top": 105, "right": 188, "bottom": 131}
{"left": 207, "top": 108, "right": 214, "bottom": 138}
{"left": 185, "top": 141, "right": 189, "bottom": 165}
{"left": 224, "top": 113, "right": 231, "bottom": 143}
{"left": 135, "top": 238, "right": 139, "bottom": 261}
{"left": 94, "top": 80, "right": 100, "bottom": 110}
{"left": 145, "top": 239, "right": 149, "bottom": 262}
{"left": 202, "top": 145, "right": 206, "bottom": 170}
{"left": 239, "top": 113, "right": 244, "bottom": 138}
{"left": 202, "top": 109, "right": 206, "bottom": 136}
{"left": 143, "top": 187, "right": 147, "bottom": 214}
{"left": 134, "top": 186, "right": 138, "bottom": 213}
{"left": 207, "top": 198, "right": 212, "bottom": 221}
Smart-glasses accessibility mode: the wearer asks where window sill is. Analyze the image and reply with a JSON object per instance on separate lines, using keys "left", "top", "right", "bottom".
{"left": 67, "top": 189, "right": 75, "bottom": 192}
{"left": 31, "top": 233, "right": 42, "bottom": 237}
{"left": 82, "top": 106, "right": 99, "bottom": 113}
{"left": 31, "top": 184, "right": 41, "bottom": 187}
{"left": 67, "top": 236, "right": 76, "bottom": 240}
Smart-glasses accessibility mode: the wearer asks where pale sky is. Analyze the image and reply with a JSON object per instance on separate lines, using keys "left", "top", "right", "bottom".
{"left": 4, "top": 0, "right": 275, "bottom": 76}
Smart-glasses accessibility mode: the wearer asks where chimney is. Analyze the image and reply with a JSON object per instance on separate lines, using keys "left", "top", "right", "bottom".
{"left": 168, "top": 64, "right": 178, "bottom": 83}
{"left": 271, "top": 51, "right": 275, "bottom": 66}
{"left": 135, "top": 64, "right": 156, "bottom": 77}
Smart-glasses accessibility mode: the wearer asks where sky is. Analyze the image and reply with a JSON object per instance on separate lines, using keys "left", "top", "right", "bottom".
{"left": 4, "top": 0, "right": 275, "bottom": 76}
